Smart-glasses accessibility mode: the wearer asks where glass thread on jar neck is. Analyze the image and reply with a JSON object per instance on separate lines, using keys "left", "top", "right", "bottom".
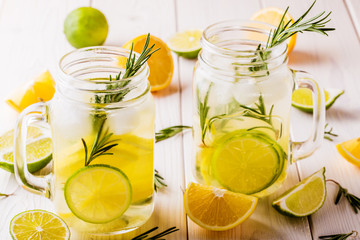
{"left": 199, "top": 20, "right": 288, "bottom": 79}
{"left": 56, "top": 46, "right": 150, "bottom": 109}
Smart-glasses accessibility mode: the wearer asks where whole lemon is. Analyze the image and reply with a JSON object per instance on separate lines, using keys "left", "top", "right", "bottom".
{"left": 64, "top": 7, "right": 108, "bottom": 48}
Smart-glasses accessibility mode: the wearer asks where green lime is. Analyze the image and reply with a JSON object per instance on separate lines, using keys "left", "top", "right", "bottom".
{"left": 211, "top": 130, "right": 285, "bottom": 195}
{"left": 292, "top": 88, "right": 344, "bottom": 113}
{"left": 64, "top": 7, "right": 108, "bottom": 48}
{"left": 10, "top": 209, "right": 70, "bottom": 240}
{"left": 168, "top": 29, "right": 202, "bottom": 59}
{"left": 64, "top": 164, "right": 132, "bottom": 224}
{"left": 0, "top": 126, "right": 52, "bottom": 173}
{"left": 272, "top": 167, "right": 326, "bottom": 217}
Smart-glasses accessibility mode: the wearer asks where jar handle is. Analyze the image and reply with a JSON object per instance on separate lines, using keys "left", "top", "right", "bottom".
{"left": 291, "top": 69, "right": 325, "bottom": 160}
{"left": 14, "top": 102, "right": 51, "bottom": 198}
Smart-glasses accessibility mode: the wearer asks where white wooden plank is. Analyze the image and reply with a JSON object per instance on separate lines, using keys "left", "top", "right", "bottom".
{"left": 177, "top": 0, "right": 312, "bottom": 239}
{"left": 0, "top": 0, "right": 90, "bottom": 239}
{"left": 262, "top": 0, "right": 360, "bottom": 238}
{"left": 91, "top": 1, "right": 187, "bottom": 239}
{"left": 346, "top": 0, "right": 360, "bottom": 40}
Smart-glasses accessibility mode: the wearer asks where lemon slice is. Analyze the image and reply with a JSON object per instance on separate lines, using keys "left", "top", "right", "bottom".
{"left": 10, "top": 209, "right": 70, "bottom": 240}
{"left": 168, "top": 29, "right": 202, "bottom": 59}
{"left": 0, "top": 126, "right": 52, "bottom": 173}
{"left": 292, "top": 88, "right": 344, "bottom": 113}
{"left": 184, "top": 182, "right": 258, "bottom": 231}
{"left": 6, "top": 70, "right": 55, "bottom": 112}
{"left": 272, "top": 167, "right": 326, "bottom": 217}
{"left": 123, "top": 35, "right": 174, "bottom": 92}
{"left": 251, "top": 7, "right": 296, "bottom": 54}
{"left": 337, "top": 137, "right": 360, "bottom": 167}
{"left": 212, "top": 130, "right": 285, "bottom": 194}
{"left": 64, "top": 164, "right": 132, "bottom": 224}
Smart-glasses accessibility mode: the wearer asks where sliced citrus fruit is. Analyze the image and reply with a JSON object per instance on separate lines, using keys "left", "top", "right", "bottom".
{"left": 337, "top": 137, "right": 360, "bottom": 167}
{"left": 184, "top": 182, "right": 258, "bottom": 231}
{"left": 10, "top": 209, "right": 70, "bottom": 240}
{"left": 0, "top": 126, "right": 52, "bottom": 173}
{"left": 123, "top": 35, "right": 174, "bottom": 92}
{"left": 251, "top": 7, "right": 296, "bottom": 54}
{"left": 211, "top": 130, "right": 285, "bottom": 195}
{"left": 6, "top": 70, "right": 55, "bottom": 112}
{"left": 292, "top": 88, "right": 344, "bottom": 113}
{"left": 64, "top": 164, "right": 132, "bottom": 224}
{"left": 272, "top": 167, "right": 326, "bottom": 217}
{"left": 168, "top": 29, "right": 202, "bottom": 59}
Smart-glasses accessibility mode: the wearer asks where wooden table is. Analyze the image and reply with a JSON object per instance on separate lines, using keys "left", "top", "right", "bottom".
{"left": 1, "top": 0, "right": 360, "bottom": 239}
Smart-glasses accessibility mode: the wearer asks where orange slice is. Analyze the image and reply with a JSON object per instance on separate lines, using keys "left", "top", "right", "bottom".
{"left": 251, "top": 7, "right": 297, "bottom": 54}
{"left": 123, "top": 35, "right": 174, "bottom": 92}
{"left": 184, "top": 182, "right": 258, "bottom": 231}
{"left": 6, "top": 70, "right": 55, "bottom": 112}
{"left": 337, "top": 138, "right": 360, "bottom": 167}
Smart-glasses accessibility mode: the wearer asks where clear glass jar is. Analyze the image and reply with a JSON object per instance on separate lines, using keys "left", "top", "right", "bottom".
{"left": 14, "top": 47, "right": 155, "bottom": 235}
{"left": 193, "top": 20, "right": 325, "bottom": 197}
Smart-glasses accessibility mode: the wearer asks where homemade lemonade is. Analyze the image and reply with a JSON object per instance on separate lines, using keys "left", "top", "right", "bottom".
{"left": 193, "top": 64, "right": 292, "bottom": 197}
{"left": 192, "top": 20, "right": 325, "bottom": 197}
{"left": 50, "top": 91, "right": 154, "bottom": 233}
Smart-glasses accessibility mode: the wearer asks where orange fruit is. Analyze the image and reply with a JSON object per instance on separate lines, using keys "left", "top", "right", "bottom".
{"left": 251, "top": 7, "right": 297, "bottom": 54}
{"left": 184, "top": 182, "right": 258, "bottom": 231}
{"left": 122, "top": 35, "right": 174, "bottom": 92}
{"left": 337, "top": 137, "right": 360, "bottom": 167}
{"left": 6, "top": 70, "right": 55, "bottom": 112}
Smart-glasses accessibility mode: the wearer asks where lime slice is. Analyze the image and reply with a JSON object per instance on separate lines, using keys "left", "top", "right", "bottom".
{"left": 0, "top": 126, "right": 52, "bottom": 173}
{"left": 272, "top": 167, "right": 326, "bottom": 217}
{"left": 168, "top": 29, "right": 202, "bottom": 59}
{"left": 64, "top": 164, "right": 132, "bottom": 224}
{"left": 212, "top": 130, "right": 285, "bottom": 195}
{"left": 10, "top": 209, "right": 70, "bottom": 240}
{"left": 292, "top": 88, "right": 344, "bottom": 113}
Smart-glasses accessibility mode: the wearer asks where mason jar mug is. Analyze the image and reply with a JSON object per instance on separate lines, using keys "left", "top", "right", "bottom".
{"left": 193, "top": 20, "right": 325, "bottom": 197}
{"left": 14, "top": 47, "right": 155, "bottom": 235}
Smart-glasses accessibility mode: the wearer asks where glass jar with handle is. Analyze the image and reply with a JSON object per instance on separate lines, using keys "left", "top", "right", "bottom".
{"left": 14, "top": 46, "right": 155, "bottom": 235}
{"left": 193, "top": 20, "right": 325, "bottom": 197}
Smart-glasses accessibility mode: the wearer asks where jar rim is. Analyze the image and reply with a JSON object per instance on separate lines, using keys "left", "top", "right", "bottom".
{"left": 58, "top": 46, "right": 149, "bottom": 87}
{"left": 202, "top": 19, "right": 287, "bottom": 56}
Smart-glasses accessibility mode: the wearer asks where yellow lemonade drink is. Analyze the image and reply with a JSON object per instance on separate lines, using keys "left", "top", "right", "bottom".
{"left": 50, "top": 89, "right": 155, "bottom": 234}
{"left": 193, "top": 67, "right": 292, "bottom": 197}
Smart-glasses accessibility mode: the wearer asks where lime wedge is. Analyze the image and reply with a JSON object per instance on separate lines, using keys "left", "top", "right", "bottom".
{"left": 272, "top": 167, "right": 326, "bottom": 217}
{"left": 0, "top": 126, "right": 52, "bottom": 173}
{"left": 10, "top": 209, "right": 70, "bottom": 240}
{"left": 168, "top": 29, "right": 202, "bottom": 59}
{"left": 64, "top": 164, "right": 132, "bottom": 224}
{"left": 292, "top": 88, "right": 344, "bottom": 113}
{"left": 211, "top": 130, "right": 285, "bottom": 195}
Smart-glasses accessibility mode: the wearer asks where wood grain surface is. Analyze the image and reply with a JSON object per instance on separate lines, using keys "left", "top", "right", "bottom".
{"left": 0, "top": 0, "right": 359, "bottom": 239}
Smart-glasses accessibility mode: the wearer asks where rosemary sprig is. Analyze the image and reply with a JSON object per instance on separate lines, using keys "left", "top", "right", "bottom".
{"left": 324, "top": 123, "right": 338, "bottom": 141}
{"left": 328, "top": 179, "right": 360, "bottom": 214}
{"left": 154, "top": 169, "right": 167, "bottom": 192}
{"left": 266, "top": 0, "right": 335, "bottom": 49}
{"left": 198, "top": 83, "right": 213, "bottom": 145}
{"left": 239, "top": 95, "right": 274, "bottom": 127}
{"left": 155, "top": 125, "right": 192, "bottom": 143}
{"left": 82, "top": 118, "right": 118, "bottom": 166}
{"left": 131, "top": 226, "right": 179, "bottom": 240}
{"left": 98, "top": 33, "right": 160, "bottom": 104}
{"left": 0, "top": 193, "right": 11, "bottom": 198}
{"left": 319, "top": 230, "right": 358, "bottom": 240}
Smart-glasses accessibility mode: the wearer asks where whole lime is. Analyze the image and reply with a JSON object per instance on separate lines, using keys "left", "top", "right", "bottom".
{"left": 64, "top": 7, "right": 108, "bottom": 48}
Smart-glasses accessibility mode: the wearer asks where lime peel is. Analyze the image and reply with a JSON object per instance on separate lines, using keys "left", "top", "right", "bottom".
{"left": 64, "top": 164, "right": 132, "bottom": 224}
{"left": 10, "top": 209, "right": 70, "bottom": 240}
{"left": 292, "top": 88, "right": 344, "bottom": 113}
{"left": 272, "top": 167, "right": 326, "bottom": 217}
